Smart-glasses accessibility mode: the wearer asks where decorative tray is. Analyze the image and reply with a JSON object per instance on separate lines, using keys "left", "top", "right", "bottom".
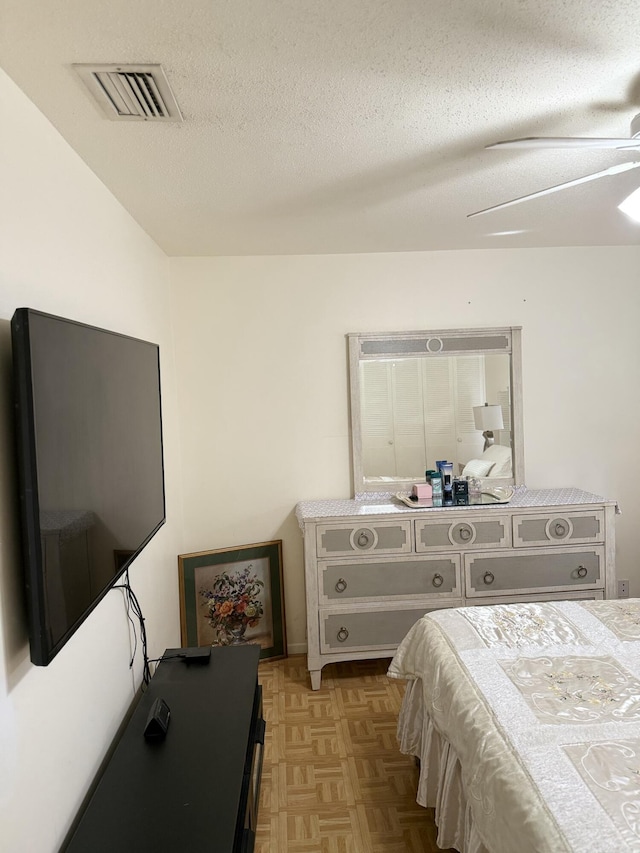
{"left": 395, "top": 487, "right": 514, "bottom": 509}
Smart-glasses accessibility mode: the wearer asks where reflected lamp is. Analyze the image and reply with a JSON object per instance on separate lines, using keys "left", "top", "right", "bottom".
{"left": 473, "top": 403, "right": 504, "bottom": 452}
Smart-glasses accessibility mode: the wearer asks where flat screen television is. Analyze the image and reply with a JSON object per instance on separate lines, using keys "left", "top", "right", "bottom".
{"left": 11, "top": 308, "right": 165, "bottom": 666}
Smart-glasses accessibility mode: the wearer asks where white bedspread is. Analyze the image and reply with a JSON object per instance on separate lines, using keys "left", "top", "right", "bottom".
{"left": 388, "top": 599, "right": 640, "bottom": 853}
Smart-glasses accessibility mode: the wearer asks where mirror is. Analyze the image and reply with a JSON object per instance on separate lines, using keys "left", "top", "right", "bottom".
{"left": 348, "top": 327, "right": 524, "bottom": 496}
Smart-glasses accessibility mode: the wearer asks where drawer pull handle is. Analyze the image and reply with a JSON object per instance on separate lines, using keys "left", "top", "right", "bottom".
{"left": 483, "top": 571, "right": 495, "bottom": 585}
{"left": 357, "top": 532, "right": 370, "bottom": 547}
{"left": 459, "top": 526, "right": 472, "bottom": 541}
{"left": 554, "top": 522, "right": 567, "bottom": 537}
{"left": 337, "top": 626, "right": 349, "bottom": 642}
{"left": 432, "top": 573, "right": 444, "bottom": 588}
{"left": 577, "top": 565, "right": 588, "bottom": 578}
{"left": 335, "top": 578, "right": 348, "bottom": 593}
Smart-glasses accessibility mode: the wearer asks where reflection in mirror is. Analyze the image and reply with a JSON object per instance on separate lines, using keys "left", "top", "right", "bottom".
{"left": 348, "top": 328, "right": 524, "bottom": 496}
{"left": 359, "top": 353, "right": 511, "bottom": 478}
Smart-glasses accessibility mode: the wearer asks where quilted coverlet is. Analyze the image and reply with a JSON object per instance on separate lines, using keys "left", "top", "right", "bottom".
{"left": 388, "top": 599, "right": 640, "bottom": 853}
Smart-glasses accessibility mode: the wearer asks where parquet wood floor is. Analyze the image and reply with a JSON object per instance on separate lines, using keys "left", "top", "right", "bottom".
{"left": 255, "top": 655, "right": 455, "bottom": 853}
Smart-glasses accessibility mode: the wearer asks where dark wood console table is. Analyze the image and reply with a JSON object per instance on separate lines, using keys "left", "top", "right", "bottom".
{"left": 64, "top": 644, "right": 264, "bottom": 853}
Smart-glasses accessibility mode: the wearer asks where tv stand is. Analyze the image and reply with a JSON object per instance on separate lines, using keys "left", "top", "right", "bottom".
{"left": 64, "top": 644, "right": 264, "bottom": 852}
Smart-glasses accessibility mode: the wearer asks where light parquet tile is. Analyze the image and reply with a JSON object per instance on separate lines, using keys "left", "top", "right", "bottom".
{"left": 282, "top": 721, "right": 348, "bottom": 759}
{"left": 340, "top": 716, "right": 401, "bottom": 755}
{"left": 275, "top": 757, "right": 356, "bottom": 808}
{"left": 347, "top": 756, "right": 422, "bottom": 801}
{"left": 254, "top": 655, "right": 455, "bottom": 853}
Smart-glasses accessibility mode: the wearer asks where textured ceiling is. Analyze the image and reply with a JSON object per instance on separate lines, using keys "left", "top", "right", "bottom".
{"left": 2, "top": 0, "right": 640, "bottom": 256}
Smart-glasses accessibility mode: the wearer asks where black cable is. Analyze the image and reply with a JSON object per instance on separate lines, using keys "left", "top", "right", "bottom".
{"left": 113, "top": 570, "right": 151, "bottom": 687}
{"left": 147, "top": 653, "right": 187, "bottom": 665}
{"left": 118, "top": 578, "right": 138, "bottom": 664}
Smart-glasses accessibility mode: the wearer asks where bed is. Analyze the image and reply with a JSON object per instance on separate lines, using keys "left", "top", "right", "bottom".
{"left": 388, "top": 599, "right": 640, "bottom": 853}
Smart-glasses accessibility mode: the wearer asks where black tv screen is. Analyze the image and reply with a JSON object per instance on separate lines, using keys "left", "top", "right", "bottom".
{"left": 11, "top": 308, "right": 165, "bottom": 666}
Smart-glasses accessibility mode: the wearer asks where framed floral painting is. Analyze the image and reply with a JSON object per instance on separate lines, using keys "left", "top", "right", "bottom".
{"left": 178, "top": 540, "right": 286, "bottom": 661}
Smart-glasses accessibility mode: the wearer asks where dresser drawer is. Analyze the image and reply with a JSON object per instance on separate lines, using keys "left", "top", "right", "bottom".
{"left": 319, "top": 602, "right": 458, "bottom": 653}
{"left": 318, "top": 555, "right": 461, "bottom": 605}
{"left": 316, "top": 520, "right": 412, "bottom": 558}
{"left": 465, "top": 546, "right": 604, "bottom": 598}
{"left": 473, "top": 589, "right": 604, "bottom": 606}
{"left": 513, "top": 510, "right": 604, "bottom": 548}
{"left": 415, "top": 515, "right": 510, "bottom": 552}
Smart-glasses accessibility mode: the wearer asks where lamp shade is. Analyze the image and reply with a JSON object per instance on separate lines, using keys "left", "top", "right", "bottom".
{"left": 473, "top": 404, "right": 504, "bottom": 432}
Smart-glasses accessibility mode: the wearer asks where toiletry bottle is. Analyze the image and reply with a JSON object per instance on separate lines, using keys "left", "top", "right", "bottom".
{"left": 469, "top": 477, "right": 482, "bottom": 505}
{"left": 431, "top": 473, "right": 443, "bottom": 507}
{"left": 441, "top": 461, "right": 454, "bottom": 506}
{"left": 453, "top": 478, "right": 469, "bottom": 505}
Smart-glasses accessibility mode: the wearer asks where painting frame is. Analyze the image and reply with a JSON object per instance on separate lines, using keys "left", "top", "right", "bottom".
{"left": 178, "top": 540, "right": 287, "bottom": 661}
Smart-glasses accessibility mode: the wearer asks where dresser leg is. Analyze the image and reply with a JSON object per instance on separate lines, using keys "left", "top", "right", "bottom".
{"left": 310, "top": 670, "right": 322, "bottom": 690}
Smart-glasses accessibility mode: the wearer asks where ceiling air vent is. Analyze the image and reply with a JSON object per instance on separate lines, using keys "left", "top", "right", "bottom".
{"left": 73, "top": 64, "right": 183, "bottom": 122}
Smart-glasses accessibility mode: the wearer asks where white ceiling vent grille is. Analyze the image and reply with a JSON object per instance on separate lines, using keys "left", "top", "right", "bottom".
{"left": 73, "top": 64, "right": 183, "bottom": 122}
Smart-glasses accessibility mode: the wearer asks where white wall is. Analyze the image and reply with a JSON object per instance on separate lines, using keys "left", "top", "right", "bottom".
{"left": 170, "top": 249, "right": 640, "bottom": 651}
{"left": 0, "top": 70, "right": 184, "bottom": 852}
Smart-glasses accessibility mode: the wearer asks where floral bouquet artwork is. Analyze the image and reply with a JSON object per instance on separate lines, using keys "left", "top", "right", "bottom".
{"left": 200, "top": 564, "right": 264, "bottom": 646}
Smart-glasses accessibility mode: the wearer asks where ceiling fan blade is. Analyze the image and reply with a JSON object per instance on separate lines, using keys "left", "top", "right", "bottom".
{"left": 468, "top": 161, "right": 640, "bottom": 218}
{"left": 487, "top": 137, "right": 640, "bottom": 150}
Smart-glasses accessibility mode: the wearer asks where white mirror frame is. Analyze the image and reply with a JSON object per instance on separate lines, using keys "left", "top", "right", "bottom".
{"left": 348, "top": 326, "right": 525, "bottom": 497}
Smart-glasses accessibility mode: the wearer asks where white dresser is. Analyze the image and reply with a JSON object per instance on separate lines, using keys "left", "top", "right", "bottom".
{"left": 296, "top": 487, "right": 617, "bottom": 689}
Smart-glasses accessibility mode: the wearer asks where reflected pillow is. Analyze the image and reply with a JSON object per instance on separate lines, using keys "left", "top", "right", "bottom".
{"left": 461, "top": 458, "right": 495, "bottom": 478}
{"left": 479, "top": 444, "right": 512, "bottom": 477}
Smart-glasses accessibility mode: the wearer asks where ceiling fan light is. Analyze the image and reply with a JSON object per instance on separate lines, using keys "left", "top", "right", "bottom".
{"left": 618, "top": 186, "right": 640, "bottom": 223}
